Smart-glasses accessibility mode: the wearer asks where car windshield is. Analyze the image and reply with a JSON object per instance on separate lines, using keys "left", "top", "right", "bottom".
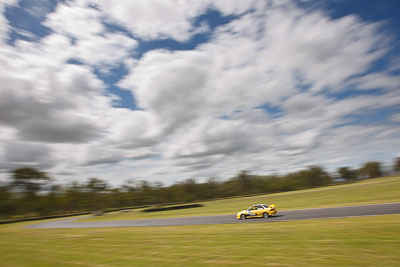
{"left": 262, "top": 205, "right": 269, "bottom": 208}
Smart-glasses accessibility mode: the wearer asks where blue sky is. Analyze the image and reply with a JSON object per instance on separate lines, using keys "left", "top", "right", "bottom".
{"left": 0, "top": 0, "right": 399, "bottom": 185}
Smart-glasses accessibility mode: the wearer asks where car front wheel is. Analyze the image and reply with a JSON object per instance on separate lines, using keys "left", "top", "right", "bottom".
{"left": 263, "top": 212, "right": 269, "bottom": 218}
{"left": 240, "top": 214, "right": 246, "bottom": 220}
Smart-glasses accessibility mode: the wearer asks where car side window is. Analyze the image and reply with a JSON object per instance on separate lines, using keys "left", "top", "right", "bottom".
{"left": 257, "top": 205, "right": 263, "bottom": 209}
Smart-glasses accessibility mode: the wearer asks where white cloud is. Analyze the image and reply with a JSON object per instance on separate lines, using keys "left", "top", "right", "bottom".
{"left": 0, "top": 0, "right": 399, "bottom": 185}
{"left": 25, "top": 0, "right": 54, "bottom": 18}
{"left": 43, "top": 1, "right": 138, "bottom": 68}
{"left": 44, "top": 0, "right": 104, "bottom": 39}
{"left": 212, "top": 0, "right": 262, "bottom": 15}
{"left": 3, "top": 141, "right": 52, "bottom": 164}
{"left": 355, "top": 72, "right": 400, "bottom": 91}
{"left": 0, "top": 52, "right": 107, "bottom": 142}
{"left": 113, "top": 1, "right": 399, "bottom": 183}
{"left": 161, "top": 111, "right": 273, "bottom": 160}
{"left": 390, "top": 113, "right": 400, "bottom": 123}
{"left": 93, "top": 0, "right": 210, "bottom": 42}
{"left": 105, "top": 109, "right": 161, "bottom": 149}
{"left": 120, "top": 49, "right": 212, "bottom": 135}
{"left": 71, "top": 32, "right": 137, "bottom": 67}
{"left": 0, "top": 0, "right": 17, "bottom": 43}
{"left": 93, "top": 0, "right": 263, "bottom": 42}
{"left": 261, "top": 7, "right": 387, "bottom": 92}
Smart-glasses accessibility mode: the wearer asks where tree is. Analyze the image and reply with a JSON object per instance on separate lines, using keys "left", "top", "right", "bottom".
{"left": 359, "top": 161, "right": 382, "bottom": 178}
{"left": 0, "top": 186, "right": 13, "bottom": 215}
{"left": 300, "top": 166, "right": 331, "bottom": 187}
{"left": 338, "top": 167, "right": 358, "bottom": 181}
{"left": 394, "top": 157, "right": 400, "bottom": 173}
{"left": 121, "top": 179, "right": 136, "bottom": 193}
{"left": 236, "top": 170, "right": 252, "bottom": 194}
{"left": 181, "top": 179, "right": 198, "bottom": 201}
{"left": 86, "top": 178, "right": 109, "bottom": 193}
{"left": 84, "top": 178, "right": 110, "bottom": 211}
{"left": 0, "top": 186, "right": 10, "bottom": 201}
{"left": 11, "top": 167, "right": 50, "bottom": 198}
{"left": 64, "top": 181, "right": 85, "bottom": 211}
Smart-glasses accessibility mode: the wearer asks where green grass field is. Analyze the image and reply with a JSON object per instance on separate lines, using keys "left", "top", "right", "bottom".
{"left": 1, "top": 176, "right": 399, "bottom": 266}
{"left": 1, "top": 215, "right": 399, "bottom": 266}
{"left": 81, "top": 176, "right": 400, "bottom": 222}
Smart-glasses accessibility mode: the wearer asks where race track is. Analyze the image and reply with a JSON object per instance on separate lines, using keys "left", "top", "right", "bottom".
{"left": 27, "top": 202, "right": 400, "bottom": 229}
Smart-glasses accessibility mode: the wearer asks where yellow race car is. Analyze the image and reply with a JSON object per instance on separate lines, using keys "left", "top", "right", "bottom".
{"left": 237, "top": 204, "right": 277, "bottom": 220}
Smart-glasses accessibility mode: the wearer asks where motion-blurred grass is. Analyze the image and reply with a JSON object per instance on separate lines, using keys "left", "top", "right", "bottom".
{"left": 1, "top": 215, "right": 399, "bottom": 266}
{"left": 81, "top": 176, "right": 400, "bottom": 221}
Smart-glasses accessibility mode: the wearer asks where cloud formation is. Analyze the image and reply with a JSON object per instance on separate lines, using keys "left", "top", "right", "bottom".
{"left": 0, "top": 0, "right": 399, "bottom": 185}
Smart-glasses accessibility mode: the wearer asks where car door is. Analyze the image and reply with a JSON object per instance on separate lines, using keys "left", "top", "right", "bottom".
{"left": 249, "top": 206, "right": 258, "bottom": 216}
{"left": 256, "top": 205, "right": 264, "bottom": 217}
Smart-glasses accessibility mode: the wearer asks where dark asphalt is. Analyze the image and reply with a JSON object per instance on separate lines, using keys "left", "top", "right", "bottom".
{"left": 27, "top": 202, "right": 400, "bottom": 229}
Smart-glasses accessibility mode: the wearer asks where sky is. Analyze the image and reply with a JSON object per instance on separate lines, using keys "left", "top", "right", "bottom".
{"left": 0, "top": 0, "right": 399, "bottom": 186}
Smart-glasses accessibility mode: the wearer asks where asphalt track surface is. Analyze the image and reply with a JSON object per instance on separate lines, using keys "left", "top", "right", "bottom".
{"left": 26, "top": 202, "right": 400, "bottom": 229}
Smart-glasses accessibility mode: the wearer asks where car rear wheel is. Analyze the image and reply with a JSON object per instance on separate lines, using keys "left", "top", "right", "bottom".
{"left": 263, "top": 212, "right": 269, "bottom": 218}
{"left": 240, "top": 214, "right": 246, "bottom": 220}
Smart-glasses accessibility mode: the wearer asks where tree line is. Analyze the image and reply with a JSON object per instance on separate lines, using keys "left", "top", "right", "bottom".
{"left": 0, "top": 158, "right": 399, "bottom": 221}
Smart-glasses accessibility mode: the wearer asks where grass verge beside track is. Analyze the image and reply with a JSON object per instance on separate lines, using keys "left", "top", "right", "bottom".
{"left": 81, "top": 176, "right": 400, "bottom": 222}
{"left": 1, "top": 215, "right": 399, "bottom": 266}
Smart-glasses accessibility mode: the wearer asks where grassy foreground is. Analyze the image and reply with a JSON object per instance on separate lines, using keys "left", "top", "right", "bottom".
{"left": 1, "top": 215, "right": 399, "bottom": 266}
{"left": 82, "top": 176, "right": 400, "bottom": 222}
